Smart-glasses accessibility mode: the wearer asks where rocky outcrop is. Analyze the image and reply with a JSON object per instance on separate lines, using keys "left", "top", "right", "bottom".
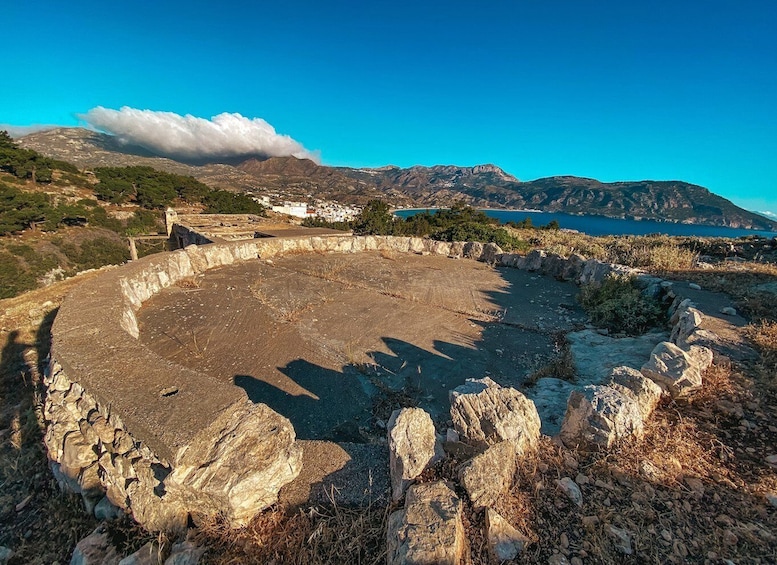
{"left": 449, "top": 377, "right": 541, "bottom": 453}
{"left": 387, "top": 481, "right": 468, "bottom": 565}
{"left": 387, "top": 408, "right": 443, "bottom": 501}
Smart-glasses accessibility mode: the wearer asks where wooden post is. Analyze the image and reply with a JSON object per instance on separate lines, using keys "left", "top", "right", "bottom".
{"left": 128, "top": 237, "right": 138, "bottom": 261}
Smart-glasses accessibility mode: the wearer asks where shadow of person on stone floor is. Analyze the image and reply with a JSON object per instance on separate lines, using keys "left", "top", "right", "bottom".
{"left": 234, "top": 358, "right": 374, "bottom": 442}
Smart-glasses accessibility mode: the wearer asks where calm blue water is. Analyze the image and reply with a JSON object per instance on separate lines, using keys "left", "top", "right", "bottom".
{"left": 394, "top": 209, "right": 777, "bottom": 238}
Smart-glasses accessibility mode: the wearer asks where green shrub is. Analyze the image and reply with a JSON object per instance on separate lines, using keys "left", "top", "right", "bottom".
{"left": 578, "top": 274, "right": 664, "bottom": 335}
{"left": 0, "top": 251, "right": 37, "bottom": 298}
{"left": 58, "top": 237, "right": 130, "bottom": 271}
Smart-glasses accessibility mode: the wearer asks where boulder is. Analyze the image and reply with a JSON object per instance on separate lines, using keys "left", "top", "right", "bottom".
{"left": 481, "top": 242, "right": 503, "bottom": 264}
{"left": 641, "top": 342, "right": 713, "bottom": 397}
{"left": 559, "top": 384, "right": 644, "bottom": 449}
{"left": 608, "top": 366, "right": 662, "bottom": 421}
{"left": 167, "top": 400, "right": 302, "bottom": 527}
{"left": 387, "top": 408, "right": 443, "bottom": 501}
{"left": 485, "top": 508, "right": 528, "bottom": 562}
{"left": 670, "top": 307, "right": 704, "bottom": 347}
{"left": 524, "top": 250, "right": 546, "bottom": 271}
{"left": 458, "top": 441, "right": 517, "bottom": 509}
{"left": 387, "top": 481, "right": 468, "bottom": 565}
{"left": 449, "top": 378, "right": 540, "bottom": 453}
{"left": 462, "top": 241, "right": 485, "bottom": 261}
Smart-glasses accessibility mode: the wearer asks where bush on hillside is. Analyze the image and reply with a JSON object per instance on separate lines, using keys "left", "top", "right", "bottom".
{"left": 578, "top": 274, "right": 664, "bottom": 335}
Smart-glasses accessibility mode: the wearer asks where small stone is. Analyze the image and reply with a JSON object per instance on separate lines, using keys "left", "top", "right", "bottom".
{"left": 556, "top": 477, "right": 583, "bottom": 507}
{"left": 445, "top": 428, "right": 459, "bottom": 443}
{"left": 70, "top": 526, "right": 120, "bottom": 565}
{"left": 548, "top": 555, "right": 570, "bottom": 565}
{"left": 94, "top": 496, "right": 123, "bottom": 521}
{"left": 607, "top": 525, "right": 633, "bottom": 555}
{"left": 570, "top": 558, "right": 583, "bottom": 565}
{"left": 560, "top": 532, "right": 569, "bottom": 548}
{"left": 0, "top": 547, "right": 14, "bottom": 565}
{"left": 485, "top": 508, "right": 527, "bottom": 561}
{"left": 165, "top": 541, "right": 206, "bottom": 565}
{"left": 720, "top": 306, "right": 737, "bottom": 316}
{"left": 661, "top": 529, "right": 673, "bottom": 541}
{"left": 118, "top": 541, "right": 160, "bottom": 565}
{"left": 684, "top": 477, "right": 705, "bottom": 495}
{"left": 766, "top": 494, "right": 777, "bottom": 508}
{"left": 575, "top": 473, "right": 589, "bottom": 485}
{"left": 722, "top": 529, "right": 738, "bottom": 546}
{"left": 688, "top": 283, "right": 701, "bottom": 290}
{"left": 766, "top": 454, "right": 777, "bottom": 466}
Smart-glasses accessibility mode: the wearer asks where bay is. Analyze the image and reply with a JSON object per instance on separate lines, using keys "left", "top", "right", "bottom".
{"left": 394, "top": 208, "right": 777, "bottom": 238}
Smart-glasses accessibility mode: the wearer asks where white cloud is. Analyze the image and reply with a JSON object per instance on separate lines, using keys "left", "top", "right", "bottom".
{"left": 79, "top": 106, "right": 318, "bottom": 163}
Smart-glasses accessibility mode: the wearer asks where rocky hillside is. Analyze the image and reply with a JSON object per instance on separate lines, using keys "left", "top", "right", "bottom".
{"left": 19, "top": 128, "right": 775, "bottom": 230}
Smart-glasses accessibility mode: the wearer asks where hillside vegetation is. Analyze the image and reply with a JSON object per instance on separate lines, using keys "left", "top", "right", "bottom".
{"left": 0, "top": 132, "right": 265, "bottom": 299}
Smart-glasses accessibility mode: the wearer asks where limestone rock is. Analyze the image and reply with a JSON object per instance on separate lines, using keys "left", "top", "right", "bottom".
{"left": 720, "top": 306, "right": 737, "bottom": 316}
{"left": 567, "top": 329, "right": 667, "bottom": 387}
{"left": 485, "top": 508, "right": 527, "bottom": 562}
{"left": 670, "top": 307, "right": 704, "bottom": 346}
{"left": 556, "top": 477, "right": 583, "bottom": 507}
{"left": 387, "top": 407, "right": 443, "bottom": 501}
{"left": 609, "top": 366, "right": 662, "bottom": 421}
{"left": 167, "top": 400, "right": 302, "bottom": 527}
{"left": 387, "top": 481, "right": 468, "bottom": 565}
{"left": 449, "top": 377, "right": 540, "bottom": 453}
{"left": 70, "top": 526, "right": 121, "bottom": 565}
{"left": 559, "top": 385, "right": 644, "bottom": 449}
{"left": 641, "top": 342, "right": 712, "bottom": 397}
{"left": 463, "top": 241, "right": 485, "bottom": 260}
{"left": 524, "top": 250, "right": 546, "bottom": 271}
{"left": 458, "top": 441, "right": 517, "bottom": 509}
{"left": 481, "top": 242, "right": 503, "bottom": 264}
{"left": 164, "top": 542, "right": 205, "bottom": 565}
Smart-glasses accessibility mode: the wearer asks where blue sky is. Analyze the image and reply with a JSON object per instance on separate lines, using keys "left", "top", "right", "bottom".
{"left": 2, "top": 0, "right": 776, "bottom": 216}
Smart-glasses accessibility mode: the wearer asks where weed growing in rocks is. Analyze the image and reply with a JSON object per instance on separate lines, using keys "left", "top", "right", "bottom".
{"left": 578, "top": 274, "right": 664, "bottom": 335}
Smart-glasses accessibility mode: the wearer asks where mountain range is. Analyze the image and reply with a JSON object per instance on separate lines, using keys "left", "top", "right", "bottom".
{"left": 18, "top": 128, "right": 775, "bottom": 230}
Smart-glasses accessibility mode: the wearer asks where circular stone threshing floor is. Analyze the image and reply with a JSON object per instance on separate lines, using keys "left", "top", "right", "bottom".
{"left": 138, "top": 252, "right": 586, "bottom": 443}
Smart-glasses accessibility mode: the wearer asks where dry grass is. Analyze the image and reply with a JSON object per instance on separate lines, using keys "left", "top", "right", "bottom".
{"left": 194, "top": 499, "right": 390, "bottom": 565}
{"left": 483, "top": 367, "right": 777, "bottom": 564}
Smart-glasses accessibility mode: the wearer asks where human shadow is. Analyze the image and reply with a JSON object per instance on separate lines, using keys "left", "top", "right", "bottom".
{"left": 234, "top": 359, "right": 375, "bottom": 442}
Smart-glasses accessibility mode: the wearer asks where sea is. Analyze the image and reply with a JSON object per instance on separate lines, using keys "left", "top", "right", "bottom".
{"left": 394, "top": 209, "right": 777, "bottom": 239}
